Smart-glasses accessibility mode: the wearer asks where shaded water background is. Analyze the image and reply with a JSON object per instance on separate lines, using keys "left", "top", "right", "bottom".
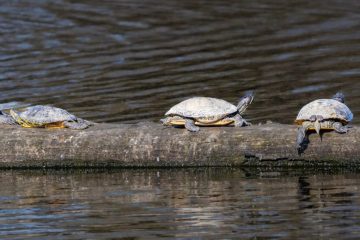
{"left": 1, "top": 0, "right": 360, "bottom": 239}
{"left": 1, "top": 0, "right": 359, "bottom": 123}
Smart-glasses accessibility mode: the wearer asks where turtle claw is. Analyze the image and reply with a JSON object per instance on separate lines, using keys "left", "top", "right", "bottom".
{"left": 243, "top": 120, "right": 252, "bottom": 126}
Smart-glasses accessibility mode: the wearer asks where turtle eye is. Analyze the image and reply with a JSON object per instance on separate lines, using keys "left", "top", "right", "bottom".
{"left": 240, "top": 92, "right": 254, "bottom": 104}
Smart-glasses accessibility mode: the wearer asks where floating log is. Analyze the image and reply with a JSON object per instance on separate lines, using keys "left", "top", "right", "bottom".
{"left": 0, "top": 122, "right": 359, "bottom": 168}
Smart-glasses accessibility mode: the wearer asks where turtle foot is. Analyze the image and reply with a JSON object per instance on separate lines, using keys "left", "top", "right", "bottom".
{"left": 233, "top": 114, "right": 251, "bottom": 127}
{"left": 296, "top": 126, "right": 309, "bottom": 155}
{"left": 185, "top": 119, "right": 200, "bottom": 132}
{"left": 297, "top": 138, "right": 309, "bottom": 155}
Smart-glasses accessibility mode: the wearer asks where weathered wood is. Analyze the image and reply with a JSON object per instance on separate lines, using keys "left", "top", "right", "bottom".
{"left": 0, "top": 122, "right": 359, "bottom": 168}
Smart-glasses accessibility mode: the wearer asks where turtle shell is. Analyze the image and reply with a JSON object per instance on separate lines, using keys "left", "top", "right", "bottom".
{"left": 18, "top": 105, "right": 77, "bottom": 124}
{"left": 295, "top": 99, "right": 353, "bottom": 124}
{"left": 165, "top": 97, "right": 238, "bottom": 120}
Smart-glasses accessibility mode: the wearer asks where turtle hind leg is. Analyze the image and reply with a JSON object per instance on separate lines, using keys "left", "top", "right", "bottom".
{"left": 233, "top": 114, "right": 251, "bottom": 127}
{"left": 64, "top": 118, "right": 91, "bottom": 130}
{"left": 297, "top": 122, "right": 310, "bottom": 154}
{"left": 332, "top": 122, "right": 348, "bottom": 133}
{"left": 185, "top": 119, "right": 199, "bottom": 132}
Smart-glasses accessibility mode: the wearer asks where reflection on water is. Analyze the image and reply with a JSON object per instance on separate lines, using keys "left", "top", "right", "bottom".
{"left": 1, "top": 169, "right": 360, "bottom": 239}
{"left": 0, "top": 0, "right": 359, "bottom": 124}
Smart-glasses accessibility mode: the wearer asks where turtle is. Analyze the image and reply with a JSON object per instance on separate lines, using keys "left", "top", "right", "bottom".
{"left": 161, "top": 92, "right": 254, "bottom": 132}
{"left": 295, "top": 92, "right": 353, "bottom": 153}
{"left": 9, "top": 105, "right": 91, "bottom": 130}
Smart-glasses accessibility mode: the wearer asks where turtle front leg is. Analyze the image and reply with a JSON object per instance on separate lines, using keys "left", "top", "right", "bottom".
{"left": 185, "top": 118, "right": 200, "bottom": 132}
{"left": 64, "top": 118, "right": 91, "bottom": 130}
{"left": 233, "top": 114, "right": 251, "bottom": 127}
{"left": 332, "top": 121, "right": 348, "bottom": 133}
{"left": 297, "top": 122, "right": 311, "bottom": 154}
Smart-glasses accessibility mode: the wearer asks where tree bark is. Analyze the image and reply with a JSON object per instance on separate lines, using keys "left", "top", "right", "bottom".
{"left": 0, "top": 122, "right": 359, "bottom": 168}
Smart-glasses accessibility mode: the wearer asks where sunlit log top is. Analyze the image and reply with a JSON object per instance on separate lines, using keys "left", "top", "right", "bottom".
{"left": 1, "top": 122, "right": 359, "bottom": 168}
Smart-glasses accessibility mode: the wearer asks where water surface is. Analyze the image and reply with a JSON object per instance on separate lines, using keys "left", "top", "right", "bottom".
{"left": 0, "top": 0, "right": 359, "bottom": 123}
{"left": 1, "top": 1, "right": 360, "bottom": 239}
{"left": 1, "top": 169, "right": 360, "bottom": 239}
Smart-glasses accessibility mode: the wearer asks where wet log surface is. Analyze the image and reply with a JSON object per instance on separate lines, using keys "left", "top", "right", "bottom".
{"left": 0, "top": 122, "right": 359, "bottom": 169}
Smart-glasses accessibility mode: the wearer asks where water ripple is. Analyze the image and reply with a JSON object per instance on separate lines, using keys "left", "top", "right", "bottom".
{"left": 0, "top": 0, "right": 359, "bottom": 125}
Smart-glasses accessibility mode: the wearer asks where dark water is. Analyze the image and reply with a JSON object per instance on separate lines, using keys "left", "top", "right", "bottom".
{"left": 1, "top": 0, "right": 360, "bottom": 239}
{"left": 0, "top": 0, "right": 359, "bottom": 123}
{"left": 2, "top": 169, "right": 360, "bottom": 239}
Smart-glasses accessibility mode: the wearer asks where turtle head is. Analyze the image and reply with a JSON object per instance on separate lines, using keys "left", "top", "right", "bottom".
{"left": 237, "top": 91, "right": 254, "bottom": 114}
{"left": 332, "top": 92, "right": 345, "bottom": 103}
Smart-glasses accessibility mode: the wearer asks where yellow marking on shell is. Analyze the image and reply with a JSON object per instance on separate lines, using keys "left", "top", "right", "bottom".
{"left": 21, "top": 117, "right": 43, "bottom": 128}
{"left": 16, "top": 114, "right": 65, "bottom": 129}
{"left": 16, "top": 117, "right": 40, "bottom": 128}
{"left": 10, "top": 108, "right": 75, "bottom": 129}
{"left": 169, "top": 118, "right": 234, "bottom": 126}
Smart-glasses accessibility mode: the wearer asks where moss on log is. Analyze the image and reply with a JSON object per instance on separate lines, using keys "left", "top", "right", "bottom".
{"left": 0, "top": 122, "right": 359, "bottom": 168}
